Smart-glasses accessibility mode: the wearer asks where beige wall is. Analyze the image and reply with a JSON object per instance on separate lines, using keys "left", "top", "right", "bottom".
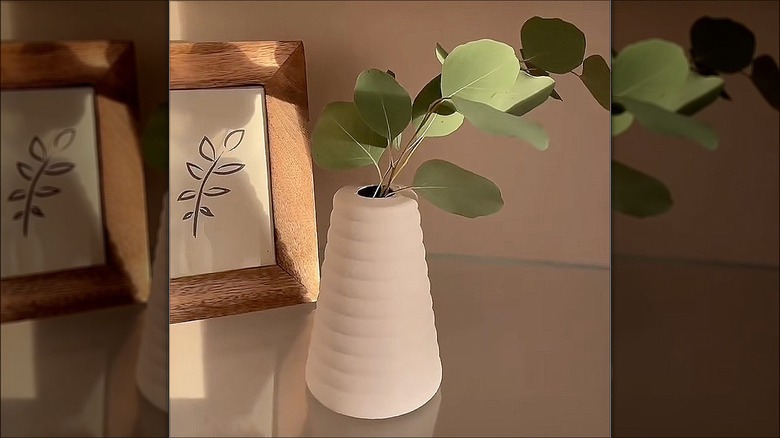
{"left": 1, "top": 0, "right": 169, "bottom": 250}
{"left": 171, "top": 0, "right": 611, "bottom": 267}
{"left": 613, "top": 0, "right": 779, "bottom": 267}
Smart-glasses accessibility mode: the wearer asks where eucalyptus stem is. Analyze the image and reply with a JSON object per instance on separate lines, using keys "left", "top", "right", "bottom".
{"left": 380, "top": 98, "right": 448, "bottom": 196}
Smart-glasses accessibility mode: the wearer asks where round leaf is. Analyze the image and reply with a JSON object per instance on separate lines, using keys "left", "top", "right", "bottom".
{"left": 612, "top": 112, "right": 634, "bottom": 137}
{"left": 618, "top": 97, "right": 718, "bottom": 150}
{"left": 311, "top": 101, "right": 386, "bottom": 171}
{"left": 487, "top": 71, "right": 555, "bottom": 116}
{"left": 520, "top": 16, "right": 586, "bottom": 74}
{"left": 441, "top": 39, "right": 520, "bottom": 103}
{"left": 657, "top": 72, "right": 724, "bottom": 115}
{"left": 452, "top": 97, "right": 549, "bottom": 150}
{"left": 354, "top": 69, "right": 412, "bottom": 140}
{"left": 613, "top": 39, "right": 689, "bottom": 102}
{"left": 412, "top": 75, "right": 464, "bottom": 138}
{"left": 413, "top": 159, "right": 503, "bottom": 218}
{"left": 612, "top": 160, "right": 672, "bottom": 218}
{"left": 690, "top": 17, "right": 755, "bottom": 73}
{"left": 579, "top": 55, "right": 611, "bottom": 111}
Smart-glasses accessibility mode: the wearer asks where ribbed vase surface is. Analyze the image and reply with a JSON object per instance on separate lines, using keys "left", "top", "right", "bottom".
{"left": 305, "top": 186, "right": 442, "bottom": 419}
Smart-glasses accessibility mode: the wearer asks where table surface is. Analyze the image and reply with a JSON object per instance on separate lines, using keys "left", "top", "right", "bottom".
{"left": 170, "top": 255, "right": 611, "bottom": 437}
{"left": 0, "top": 304, "right": 168, "bottom": 437}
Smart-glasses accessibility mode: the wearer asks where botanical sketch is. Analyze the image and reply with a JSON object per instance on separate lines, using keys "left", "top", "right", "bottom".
{"left": 178, "top": 129, "right": 246, "bottom": 238}
{"left": 1, "top": 87, "right": 105, "bottom": 279}
{"left": 169, "top": 87, "right": 275, "bottom": 278}
{"left": 8, "top": 129, "right": 77, "bottom": 237}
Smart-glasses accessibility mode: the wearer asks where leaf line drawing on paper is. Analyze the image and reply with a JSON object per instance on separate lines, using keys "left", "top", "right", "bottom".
{"left": 178, "top": 129, "right": 246, "bottom": 238}
{"left": 8, "top": 129, "right": 77, "bottom": 237}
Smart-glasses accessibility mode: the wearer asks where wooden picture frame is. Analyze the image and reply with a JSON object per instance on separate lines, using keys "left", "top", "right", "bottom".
{"left": 0, "top": 41, "right": 150, "bottom": 322}
{"left": 169, "top": 41, "right": 319, "bottom": 324}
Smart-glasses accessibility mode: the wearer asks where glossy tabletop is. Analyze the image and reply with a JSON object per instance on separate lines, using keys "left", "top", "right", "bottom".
{"left": 170, "top": 256, "right": 611, "bottom": 437}
{"left": 0, "top": 304, "right": 168, "bottom": 437}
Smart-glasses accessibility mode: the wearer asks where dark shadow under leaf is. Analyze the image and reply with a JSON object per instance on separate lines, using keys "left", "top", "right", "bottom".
{"left": 750, "top": 55, "right": 780, "bottom": 110}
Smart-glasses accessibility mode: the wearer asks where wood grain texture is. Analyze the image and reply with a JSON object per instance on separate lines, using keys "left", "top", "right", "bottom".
{"left": 0, "top": 41, "right": 149, "bottom": 323}
{"left": 0, "top": 265, "right": 136, "bottom": 322}
{"left": 169, "top": 265, "right": 308, "bottom": 324}
{"left": 169, "top": 41, "right": 320, "bottom": 323}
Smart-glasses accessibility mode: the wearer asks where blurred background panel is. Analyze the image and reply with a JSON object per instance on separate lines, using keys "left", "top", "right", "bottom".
{"left": 1, "top": 0, "right": 169, "bottom": 250}
{"left": 613, "top": 0, "right": 779, "bottom": 266}
{"left": 170, "top": 0, "right": 611, "bottom": 269}
{"left": 612, "top": 1, "right": 779, "bottom": 436}
{"left": 1, "top": 1, "right": 168, "bottom": 436}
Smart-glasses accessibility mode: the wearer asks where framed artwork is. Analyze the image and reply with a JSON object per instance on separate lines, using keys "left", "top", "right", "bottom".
{"left": 169, "top": 41, "right": 319, "bottom": 324}
{"left": 0, "top": 41, "right": 150, "bottom": 322}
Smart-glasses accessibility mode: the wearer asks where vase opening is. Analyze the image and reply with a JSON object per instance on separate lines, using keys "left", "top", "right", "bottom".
{"left": 356, "top": 185, "right": 396, "bottom": 199}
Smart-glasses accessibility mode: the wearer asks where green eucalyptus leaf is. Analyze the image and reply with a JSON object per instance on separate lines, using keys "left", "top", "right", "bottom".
{"left": 435, "top": 43, "right": 448, "bottom": 64}
{"left": 613, "top": 39, "right": 689, "bottom": 102}
{"left": 413, "top": 159, "right": 503, "bottom": 218}
{"left": 690, "top": 17, "right": 755, "bottom": 73}
{"left": 354, "top": 69, "right": 412, "bottom": 140}
{"left": 618, "top": 97, "right": 718, "bottom": 150}
{"left": 413, "top": 77, "right": 457, "bottom": 116}
{"left": 612, "top": 112, "right": 634, "bottom": 137}
{"left": 412, "top": 75, "right": 464, "bottom": 138}
{"left": 612, "top": 160, "right": 672, "bottom": 218}
{"left": 520, "top": 16, "right": 586, "bottom": 74}
{"left": 311, "top": 101, "right": 386, "bottom": 171}
{"left": 750, "top": 55, "right": 780, "bottom": 110}
{"left": 579, "top": 54, "right": 611, "bottom": 111}
{"left": 141, "top": 102, "right": 169, "bottom": 170}
{"left": 658, "top": 72, "right": 724, "bottom": 115}
{"left": 441, "top": 39, "right": 520, "bottom": 104}
{"left": 453, "top": 96, "right": 549, "bottom": 150}
{"left": 487, "top": 71, "right": 555, "bottom": 116}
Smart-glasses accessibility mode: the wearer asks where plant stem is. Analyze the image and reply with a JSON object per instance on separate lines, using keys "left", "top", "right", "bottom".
{"left": 22, "top": 158, "right": 49, "bottom": 237}
{"left": 192, "top": 153, "right": 222, "bottom": 237}
{"left": 380, "top": 98, "right": 447, "bottom": 196}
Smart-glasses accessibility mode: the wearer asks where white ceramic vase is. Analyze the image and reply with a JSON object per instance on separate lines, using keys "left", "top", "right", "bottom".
{"left": 305, "top": 185, "right": 442, "bottom": 419}
{"left": 136, "top": 194, "right": 169, "bottom": 412}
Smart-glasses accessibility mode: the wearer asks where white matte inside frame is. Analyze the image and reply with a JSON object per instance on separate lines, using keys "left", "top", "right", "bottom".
{"left": 170, "top": 87, "right": 275, "bottom": 278}
{"left": 0, "top": 87, "right": 106, "bottom": 279}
